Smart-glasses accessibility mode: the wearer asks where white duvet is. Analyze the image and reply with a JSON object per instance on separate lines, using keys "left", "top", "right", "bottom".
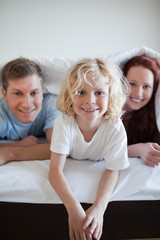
{"left": 0, "top": 46, "right": 160, "bottom": 204}
{"left": 0, "top": 157, "right": 160, "bottom": 204}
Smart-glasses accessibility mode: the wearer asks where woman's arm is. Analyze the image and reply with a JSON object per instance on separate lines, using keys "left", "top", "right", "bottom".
{"left": 49, "top": 152, "right": 88, "bottom": 240}
{"left": 128, "top": 143, "right": 160, "bottom": 167}
{"left": 83, "top": 169, "right": 119, "bottom": 240}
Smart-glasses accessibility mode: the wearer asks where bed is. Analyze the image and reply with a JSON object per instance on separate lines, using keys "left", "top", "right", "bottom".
{"left": 0, "top": 46, "right": 160, "bottom": 240}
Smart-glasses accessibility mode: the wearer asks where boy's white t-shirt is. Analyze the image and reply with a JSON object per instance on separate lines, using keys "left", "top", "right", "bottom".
{"left": 50, "top": 114, "right": 129, "bottom": 170}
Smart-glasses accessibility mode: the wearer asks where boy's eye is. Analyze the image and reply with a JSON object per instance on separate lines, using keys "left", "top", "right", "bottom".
{"left": 95, "top": 91, "right": 103, "bottom": 96}
{"left": 77, "top": 90, "right": 85, "bottom": 95}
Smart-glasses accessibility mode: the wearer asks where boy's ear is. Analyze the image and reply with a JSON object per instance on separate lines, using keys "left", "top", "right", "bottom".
{"left": 2, "top": 88, "right": 7, "bottom": 102}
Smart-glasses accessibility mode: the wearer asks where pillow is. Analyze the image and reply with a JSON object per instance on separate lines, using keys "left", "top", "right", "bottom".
{"left": 28, "top": 56, "right": 76, "bottom": 95}
{"left": 107, "top": 45, "right": 160, "bottom": 69}
{"left": 155, "top": 83, "right": 160, "bottom": 131}
{"left": 108, "top": 46, "right": 160, "bottom": 132}
{"left": 0, "top": 62, "right": 4, "bottom": 99}
{"left": 0, "top": 47, "right": 160, "bottom": 132}
{"left": 0, "top": 56, "right": 77, "bottom": 99}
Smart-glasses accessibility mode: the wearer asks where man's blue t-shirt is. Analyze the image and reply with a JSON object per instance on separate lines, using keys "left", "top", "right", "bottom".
{"left": 0, "top": 93, "right": 60, "bottom": 140}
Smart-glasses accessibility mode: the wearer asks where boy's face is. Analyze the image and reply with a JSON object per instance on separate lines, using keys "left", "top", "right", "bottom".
{"left": 2, "top": 74, "right": 43, "bottom": 123}
{"left": 72, "top": 72, "right": 109, "bottom": 126}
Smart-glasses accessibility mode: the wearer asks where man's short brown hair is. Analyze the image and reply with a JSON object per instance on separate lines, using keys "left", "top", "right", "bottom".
{"left": 2, "top": 57, "right": 43, "bottom": 90}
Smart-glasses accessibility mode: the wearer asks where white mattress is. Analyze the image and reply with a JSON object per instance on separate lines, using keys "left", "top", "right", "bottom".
{"left": 0, "top": 157, "right": 160, "bottom": 204}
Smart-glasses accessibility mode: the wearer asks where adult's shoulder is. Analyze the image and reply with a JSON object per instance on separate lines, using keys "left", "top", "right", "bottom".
{"left": 0, "top": 98, "right": 9, "bottom": 118}
{"left": 42, "top": 93, "right": 58, "bottom": 103}
{"left": 0, "top": 99, "right": 10, "bottom": 135}
{"left": 41, "top": 93, "right": 59, "bottom": 113}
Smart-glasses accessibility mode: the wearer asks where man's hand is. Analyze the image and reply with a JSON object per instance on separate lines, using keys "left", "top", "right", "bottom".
{"left": 19, "top": 135, "right": 40, "bottom": 146}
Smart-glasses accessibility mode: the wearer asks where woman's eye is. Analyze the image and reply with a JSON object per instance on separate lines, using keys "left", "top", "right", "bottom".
{"left": 144, "top": 85, "right": 151, "bottom": 89}
{"left": 129, "top": 82, "right": 136, "bottom": 87}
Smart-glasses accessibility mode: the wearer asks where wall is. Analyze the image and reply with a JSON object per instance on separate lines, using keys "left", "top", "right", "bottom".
{"left": 0, "top": 0, "right": 160, "bottom": 62}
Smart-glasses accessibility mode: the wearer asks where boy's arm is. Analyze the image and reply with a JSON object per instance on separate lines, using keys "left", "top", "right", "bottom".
{"left": 0, "top": 128, "right": 53, "bottom": 165}
{"left": 49, "top": 152, "right": 87, "bottom": 240}
{"left": 84, "top": 169, "right": 119, "bottom": 240}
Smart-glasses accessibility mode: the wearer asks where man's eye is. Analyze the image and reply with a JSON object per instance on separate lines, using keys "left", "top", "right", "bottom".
{"left": 31, "top": 91, "right": 38, "bottom": 96}
{"left": 14, "top": 92, "right": 21, "bottom": 96}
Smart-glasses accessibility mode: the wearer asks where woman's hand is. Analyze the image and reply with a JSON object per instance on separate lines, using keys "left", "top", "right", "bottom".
{"left": 83, "top": 205, "right": 104, "bottom": 240}
{"left": 138, "top": 143, "right": 160, "bottom": 167}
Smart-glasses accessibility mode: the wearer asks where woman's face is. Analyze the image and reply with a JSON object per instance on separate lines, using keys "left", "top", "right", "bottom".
{"left": 125, "top": 66, "right": 154, "bottom": 111}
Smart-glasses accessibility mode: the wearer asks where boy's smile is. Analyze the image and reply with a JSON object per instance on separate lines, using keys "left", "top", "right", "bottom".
{"left": 72, "top": 73, "right": 109, "bottom": 129}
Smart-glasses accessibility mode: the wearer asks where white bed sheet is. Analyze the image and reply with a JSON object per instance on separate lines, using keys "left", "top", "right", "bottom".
{"left": 0, "top": 157, "right": 160, "bottom": 204}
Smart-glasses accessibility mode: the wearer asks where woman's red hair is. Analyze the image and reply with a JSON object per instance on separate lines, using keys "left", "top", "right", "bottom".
{"left": 122, "top": 55, "right": 160, "bottom": 145}
{"left": 123, "top": 55, "right": 160, "bottom": 96}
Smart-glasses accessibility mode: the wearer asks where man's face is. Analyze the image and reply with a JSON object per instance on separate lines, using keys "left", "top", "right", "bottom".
{"left": 2, "top": 74, "right": 43, "bottom": 123}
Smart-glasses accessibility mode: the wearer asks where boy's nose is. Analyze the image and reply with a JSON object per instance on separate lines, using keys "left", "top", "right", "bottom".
{"left": 85, "top": 94, "right": 96, "bottom": 104}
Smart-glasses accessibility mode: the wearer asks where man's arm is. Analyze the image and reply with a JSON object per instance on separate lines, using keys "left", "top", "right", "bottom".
{"left": 0, "top": 128, "right": 53, "bottom": 165}
{"left": 0, "top": 135, "right": 40, "bottom": 147}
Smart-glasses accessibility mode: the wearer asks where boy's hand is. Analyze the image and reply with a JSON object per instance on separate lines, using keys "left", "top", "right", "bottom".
{"left": 84, "top": 205, "right": 104, "bottom": 240}
{"left": 68, "top": 206, "right": 87, "bottom": 240}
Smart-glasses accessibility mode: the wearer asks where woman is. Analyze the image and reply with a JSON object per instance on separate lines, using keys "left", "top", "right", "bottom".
{"left": 122, "top": 55, "right": 160, "bottom": 168}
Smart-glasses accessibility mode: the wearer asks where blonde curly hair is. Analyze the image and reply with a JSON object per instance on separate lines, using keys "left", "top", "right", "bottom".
{"left": 57, "top": 58, "right": 128, "bottom": 121}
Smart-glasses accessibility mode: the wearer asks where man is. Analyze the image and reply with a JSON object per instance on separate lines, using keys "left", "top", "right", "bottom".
{"left": 0, "top": 57, "right": 60, "bottom": 165}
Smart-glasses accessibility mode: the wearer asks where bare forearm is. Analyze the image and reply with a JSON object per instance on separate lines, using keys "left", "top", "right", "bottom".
{"left": 1, "top": 143, "right": 51, "bottom": 162}
{"left": 128, "top": 143, "right": 160, "bottom": 167}
{"left": 127, "top": 143, "right": 143, "bottom": 158}
{"left": 83, "top": 169, "right": 119, "bottom": 239}
{"left": 49, "top": 169, "right": 81, "bottom": 213}
{"left": 49, "top": 154, "right": 87, "bottom": 240}
{"left": 0, "top": 142, "right": 19, "bottom": 147}
{"left": 94, "top": 169, "right": 119, "bottom": 213}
